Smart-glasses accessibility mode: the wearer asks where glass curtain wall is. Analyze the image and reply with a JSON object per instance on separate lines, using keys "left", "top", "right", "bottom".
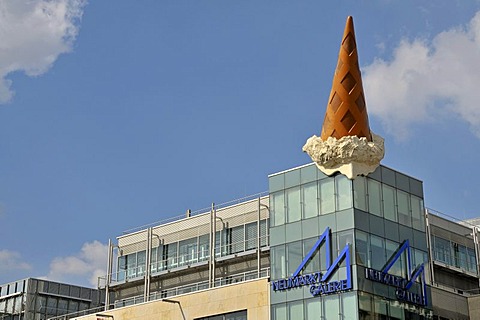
{"left": 269, "top": 165, "right": 355, "bottom": 320}
{"left": 116, "top": 219, "right": 269, "bottom": 282}
{"left": 269, "top": 164, "right": 431, "bottom": 320}
{"left": 0, "top": 279, "right": 105, "bottom": 320}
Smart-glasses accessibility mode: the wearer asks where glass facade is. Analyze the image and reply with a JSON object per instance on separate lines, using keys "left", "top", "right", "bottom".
{"left": 195, "top": 310, "right": 247, "bottom": 320}
{"left": 269, "top": 164, "right": 433, "bottom": 320}
{"left": 0, "top": 278, "right": 105, "bottom": 320}
{"left": 431, "top": 235, "right": 477, "bottom": 274}
{"left": 116, "top": 219, "right": 269, "bottom": 283}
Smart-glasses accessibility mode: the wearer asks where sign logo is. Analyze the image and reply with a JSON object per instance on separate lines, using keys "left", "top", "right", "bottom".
{"left": 271, "top": 227, "right": 352, "bottom": 296}
{"left": 365, "top": 240, "right": 427, "bottom": 306}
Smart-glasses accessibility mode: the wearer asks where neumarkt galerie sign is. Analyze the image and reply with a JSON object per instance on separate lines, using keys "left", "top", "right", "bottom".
{"left": 365, "top": 240, "right": 427, "bottom": 306}
{"left": 271, "top": 227, "right": 352, "bottom": 297}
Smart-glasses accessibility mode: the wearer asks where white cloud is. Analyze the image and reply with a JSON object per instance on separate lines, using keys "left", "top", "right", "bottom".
{"left": 0, "top": 0, "right": 86, "bottom": 103}
{"left": 0, "top": 249, "right": 32, "bottom": 272}
{"left": 363, "top": 11, "right": 480, "bottom": 140}
{"left": 47, "top": 240, "right": 108, "bottom": 287}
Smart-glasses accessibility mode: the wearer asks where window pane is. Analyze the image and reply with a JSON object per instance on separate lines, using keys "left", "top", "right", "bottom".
{"left": 301, "top": 165, "right": 317, "bottom": 184}
{"left": 303, "top": 238, "right": 320, "bottom": 274}
{"left": 271, "top": 191, "right": 285, "bottom": 226}
{"left": 46, "top": 297, "right": 57, "bottom": 316}
{"left": 397, "top": 190, "right": 411, "bottom": 227}
{"left": 286, "top": 187, "right": 301, "bottom": 223}
{"left": 319, "top": 179, "right": 335, "bottom": 214}
{"left": 137, "top": 251, "right": 146, "bottom": 276}
{"left": 382, "top": 184, "right": 397, "bottom": 222}
{"left": 273, "top": 303, "right": 287, "bottom": 320}
{"left": 166, "top": 243, "right": 178, "bottom": 269}
{"left": 323, "top": 295, "right": 339, "bottom": 319}
{"left": 414, "top": 249, "right": 428, "bottom": 272}
{"left": 231, "top": 226, "right": 245, "bottom": 254}
{"left": 35, "top": 296, "right": 46, "bottom": 314}
{"left": 199, "top": 235, "right": 209, "bottom": 262}
{"left": 305, "top": 298, "right": 321, "bottom": 320}
{"left": 0, "top": 300, "right": 4, "bottom": 314}
{"left": 260, "top": 220, "right": 268, "bottom": 247}
{"left": 126, "top": 253, "right": 137, "bottom": 278}
{"left": 225, "top": 310, "right": 247, "bottom": 320}
{"left": 336, "top": 175, "right": 352, "bottom": 211}
{"left": 411, "top": 196, "right": 425, "bottom": 231}
{"left": 57, "top": 299, "right": 68, "bottom": 314}
{"left": 68, "top": 301, "right": 79, "bottom": 313}
{"left": 355, "top": 231, "right": 368, "bottom": 266}
{"left": 386, "top": 240, "right": 403, "bottom": 277}
{"left": 79, "top": 302, "right": 89, "bottom": 311}
{"left": 455, "top": 244, "right": 467, "bottom": 270}
{"left": 272, "top": 245, "right": 286, "bottom": 279}
{"left": 353, "top": 176, "right": 367, "bottom": 211}
{"left": 13, "top": 296, "right": 23, "bottom": 314}
{"left": 287, "top": 241, "right": 303, "bottom": 276}
{"left": 117, "top": 256, "right": 126, "bottom": 281}
{"left": 433, "top": 236, "right": 451, "bottom": 265}
{"left": 341, "top": 292, "right": 357, "bottom": 320}
{"left": 216, "top": 230, "right": 227, "bottom": 256}
{"left": 374, "top": 299, "right": 388, "bottom": 317}
{"left": 245, "top": 222, "right": 257, "bottom": 250}
{"left": 285, "top": 169, "right": 300, "bottom": 188}
{"left": 390, "top": 300, "right": 405, "bottom": 320}
{"left": 359, "top": 292, "right": 372, "bottom": 316}
{"left": 302, "top": 182, "right": 318, "bottom": 219}
{"left": 152, "top": 245, "right": 166, "bottom": 272}
{"left": 16, "top": 281, "right": 25, "bottom": 293}
{"left": 367, "top": 179, "right": 382, "bottom": 217}
{"left": 289, "top": 301, "right": 303, "bottom": 320}
{"left": 337, "top": 230, "right": 353, "bottom": 267}
{"left": 179, "top": 238, "right": 197, "bottom": 266}
{"left": 467, "top": 247, "right": 477, "bottom": 273}
{"left": 6, "top": 298, "right": 13, "bottom": 314}
{"left": 370, "top": 235, "right": 385, "bottom": 270}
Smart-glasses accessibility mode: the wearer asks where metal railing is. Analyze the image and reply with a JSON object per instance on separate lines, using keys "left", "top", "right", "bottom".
{"left": 98, "top": 235, "right": 270, "bottom": 288}
{"left": 122, "top": 191, "right": 268, "bottom": 235}
{"left": 47, "top": 305, "right": 106, "bottom": 320}
{"left": 113, "top": 267, "right": 270, "bottom": 309}
{"left": 433, "top": 249, "right": 478, "bottom": 274}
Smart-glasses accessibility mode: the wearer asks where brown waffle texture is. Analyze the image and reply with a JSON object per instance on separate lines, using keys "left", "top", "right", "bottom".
{"left": 320, "top": 16, "right": 372, "bottom": 142}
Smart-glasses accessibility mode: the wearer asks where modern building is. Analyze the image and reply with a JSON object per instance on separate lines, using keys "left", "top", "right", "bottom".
{"left": 49, "top": 16, "right": 480, "bottom": 320}
{"left": 0, "top": 278, "right": 106, "bottom": 320}
{"left": 57, "top": 163, "right": 480, "bottom": 320}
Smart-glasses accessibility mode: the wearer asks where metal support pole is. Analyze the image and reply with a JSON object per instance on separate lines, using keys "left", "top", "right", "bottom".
{"left": 144, "top": 227, "right": 152, "bottom": 302}
{"left": 471, "top": 226, "right": 480, "bottom": 287}
{"left": 105, "top": 239, "right": 113, "bottom": 311}
{"left": 257, "top": 198, "right": 261, "bottom": 278}
{"left": 212, "top": 203, "right": 217, "bottom": 288}
{"left": 259, "top": 202, "right": 270, "bottom": 278}
{"left": 425, "top": 209, "right": 435, "bottom": 285}
{"left": 209, "top": 203, "right": 215, "bottom": 288}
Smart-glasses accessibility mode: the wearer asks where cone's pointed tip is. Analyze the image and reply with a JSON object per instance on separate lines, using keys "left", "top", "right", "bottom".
{"left": 345, "top": 16, "right": 354, "bottom": 30}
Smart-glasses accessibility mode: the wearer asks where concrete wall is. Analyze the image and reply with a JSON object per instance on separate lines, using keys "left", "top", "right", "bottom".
{"left": 431, "top": 286, "right": 469, "bottom": 320}
{"left": 468, "top": 294, "right": 480, "bottom": 319}
{"left": 75, "top": 278, "right": 269, "bottom": 320}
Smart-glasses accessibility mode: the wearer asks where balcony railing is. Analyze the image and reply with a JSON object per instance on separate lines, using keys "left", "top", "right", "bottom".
{"left": 433, "top": 249, "right": 478, "bottom": 274}
{"left": 47, "top": 305, "right": 105, "bottom": 320}
{"left": 113, "top": 267, "right": 270, "bottom": 309}
{"left": 98, "top": 235, "right": 269, "bottom": 288}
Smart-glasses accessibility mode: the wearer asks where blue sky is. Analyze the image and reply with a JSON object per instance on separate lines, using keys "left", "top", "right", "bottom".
{"left": 1, "top": 0, "right": 480, "bottom": 287}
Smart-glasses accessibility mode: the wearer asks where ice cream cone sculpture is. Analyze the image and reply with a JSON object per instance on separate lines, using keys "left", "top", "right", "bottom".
{"left": 303, "top": 16, "right": 384, "bottom": 179}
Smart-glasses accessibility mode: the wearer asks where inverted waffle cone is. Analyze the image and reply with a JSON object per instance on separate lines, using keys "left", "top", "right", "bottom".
{"left": 320, "top": 16, "right": 372, "bottom": 142}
